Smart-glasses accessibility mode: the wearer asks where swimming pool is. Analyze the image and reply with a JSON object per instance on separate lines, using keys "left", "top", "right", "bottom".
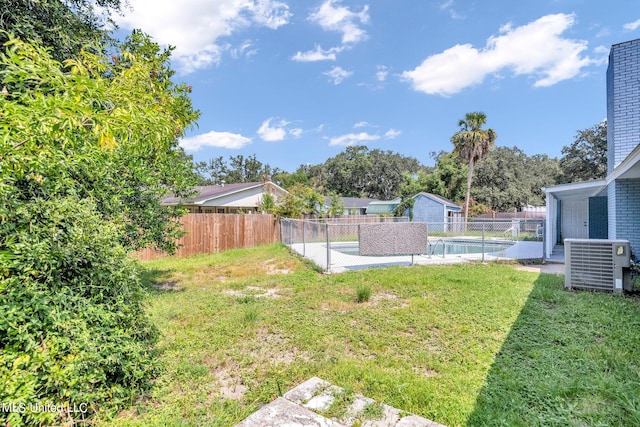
{"left": 331, "top": 239, "right": 514, "bottom": 256}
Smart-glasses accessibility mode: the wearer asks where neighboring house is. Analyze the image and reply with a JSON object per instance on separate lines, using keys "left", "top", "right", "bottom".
{"left": 162, "top": 181, "right": 288, "bottom": 214}
{"left": 366, "top": 198, "right": 401, "bottom": 215}
{"left": 323, "top": 196, "right": 378, "bottom": 215}
{"left": 410, "top": 193, "right": 462, "bottom": 231}
{"left": 543, "top": 38, "right": 640, "bottom": 258}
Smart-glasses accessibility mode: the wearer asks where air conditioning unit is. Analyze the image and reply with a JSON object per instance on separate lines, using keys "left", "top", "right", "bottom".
{"left": 565, "top": 239, "right": 631, "bottom": 293}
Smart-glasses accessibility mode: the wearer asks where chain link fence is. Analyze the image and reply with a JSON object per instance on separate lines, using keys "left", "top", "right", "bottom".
{"left": 281, "top": 217, "right": 544, "bottom": 273}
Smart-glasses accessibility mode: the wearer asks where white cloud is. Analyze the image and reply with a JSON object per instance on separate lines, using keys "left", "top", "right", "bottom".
{"left": 289, "top": 128, "right": 303, "bottom": 138}
{"left": 402, "top": 13, "right": 592, "bottom": 96}
{"left": 623, "top": 19, "right": 640, "bottom": 31}
{"left": 328, "top": 132, "right": 380, "bottom": 146}
{"left": 323, "top": 66, "right": 353, "bottom": 84}
{"left": 257, "top": 118, "right": 289, "bottom": 141}
{"left": 384, "top": 129, "right": 401, "bottom": 139}
{"left": 180, "top": 130, "right": 252, "bottom": 151}
{"left": 117, "top": 0, "right": 291, "bottom": 74}
{"left": 309, "top": 0, "right": 370, "bottom": 45}
{"left": 376, "top": 66, "right": 389, "bottom": 82}
{"left": 440, "top": 0, "right": 464, "bottom": 20}
{"left": 354, "top": 121, "right": 371, "bottom": 128}
{"left": 250, "top": 0, "right": 292, "bottom": 29}
{"left": 292, "top": 45, "right": 344, "bottom": 62}
{"left": 229, "top": 40, "right": 258, "bottom": 59}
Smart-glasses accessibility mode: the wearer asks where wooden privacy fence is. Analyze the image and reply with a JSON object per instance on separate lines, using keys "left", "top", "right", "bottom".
{"left": 134, "top": 213, "right": 281, "bottom": 260}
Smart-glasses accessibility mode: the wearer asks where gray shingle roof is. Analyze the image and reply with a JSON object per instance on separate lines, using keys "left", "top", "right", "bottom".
{"left": 413, "top": 192, "right": 461, "bottom": 209}
{"left": 162, "top": 182, "right": 265, "bottom": 205}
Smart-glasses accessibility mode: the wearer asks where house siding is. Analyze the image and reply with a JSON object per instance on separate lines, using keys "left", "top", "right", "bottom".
{"left": 612, "top": 178, "right": 640, "bottom": 254}
{"left": 607, "top": 39, "right": 640, "bottom": 173}
{"left": 608, "top": 181, "right": 617, "bottom": 240}
{"left": 412, "top": 194, "right": 446, "bottom": 224}
{"left": 411, "top": 193, "right": 461, "bottom": 233}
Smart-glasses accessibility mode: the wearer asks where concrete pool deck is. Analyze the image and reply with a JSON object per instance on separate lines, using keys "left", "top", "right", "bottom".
{"left": 290, "top": 240, "right": 544, "bottom": 273}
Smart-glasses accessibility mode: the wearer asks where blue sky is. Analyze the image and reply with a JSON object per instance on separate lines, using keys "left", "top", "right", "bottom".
{"left": 116, "top": 0, "right": 640, "bottom": 172}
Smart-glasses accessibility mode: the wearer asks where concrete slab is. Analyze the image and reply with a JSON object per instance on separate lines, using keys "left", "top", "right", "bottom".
{"left": 361, "top": 403, "right": 401, "bottom": 427}
{"left": 304, "top": 387, "right": 341, "bottom": 411}
{"left": 236, "top": 377, "right": 447, "bottom": 427}
{"left": 343, "top": 395, "right": 375, "bottom": 426}
{"left": 236, "top": 397, "right": 344, "bottom": 427}
{"left": 284, "top": 377, "right": 332, "bottom": 404}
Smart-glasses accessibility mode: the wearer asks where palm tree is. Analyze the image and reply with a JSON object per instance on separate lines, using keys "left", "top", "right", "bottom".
{"left": 451, "top": 112, "right": 497, "bottom": 228}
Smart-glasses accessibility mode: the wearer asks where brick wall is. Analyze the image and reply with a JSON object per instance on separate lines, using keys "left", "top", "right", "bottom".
{"left": 612, "top": 179, "right": 640, "bottom": 255}
{"left": 607, "top": 38, "right": 640, "bottom": 173}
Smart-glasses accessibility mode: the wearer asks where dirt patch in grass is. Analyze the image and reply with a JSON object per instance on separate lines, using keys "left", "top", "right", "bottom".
{"left": 414, "top": 366, "right": 441, "bottom": 378}
{"left": 249, "top": 328, "right": 310, "bottom": 365}
{"left": 264, "top": 262, "right": 294, "bottom": 275}
{"left": 152, "top": 281, "right": 181, "bottom": 291}
{"left": 370, "top": 292, "right": 409, "bottom": 309}
{"left": 213, "top": 368, "right": 249, "bottom": 400}
{"left": 320, "top": 300, "right": 354, "bottom": 313}
{"left": 222, "top": 286, "right": 283, "bottom": 299}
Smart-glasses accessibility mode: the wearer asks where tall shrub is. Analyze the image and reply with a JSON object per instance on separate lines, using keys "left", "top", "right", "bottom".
{"left": 0, "top": 33, "right": 198, "bottom": 425}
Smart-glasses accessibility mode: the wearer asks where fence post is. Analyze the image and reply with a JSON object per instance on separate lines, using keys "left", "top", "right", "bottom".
{"left": 282, "top": 218, "right": 287, "bottom": 244}
{"left": 303, "top": 220, "right": 306, "bottom": 257}
{"left": 289, "top": 219, "right": 293, "bottom": 246}
{"left": 482, "top": 223, "right": 485, "bottom": 263}
{"left": 325, "top": 222, "right": 331, "bottom": 273}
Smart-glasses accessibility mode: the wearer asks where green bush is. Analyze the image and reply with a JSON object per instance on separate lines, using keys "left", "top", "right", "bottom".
{"left": 0, "top": 198, "right": 160, "bottom": 426}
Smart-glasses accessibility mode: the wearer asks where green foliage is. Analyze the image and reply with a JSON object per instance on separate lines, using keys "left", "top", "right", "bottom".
{"left": 0, "top": 33, "right": 197, "bottom": 424}
{"left": 273, "top": 166, "right": 312, "bottom": 189}
{"left": 258, "top": 192, "right": 277, "bottom": 214}
{"left": 273, "top": 183, "right": 323, "bottom": 218}
{"left": 560, "top": 120, "right": 608, "bottom": 183}
{"left": 472, "top": 147, "right": 561, "bottom": 211}
{"left": 325, "top": 192, "right": 345, "bottom": 217}
{"left": 320, "top": 146, "right": 422, "bottom": 199}
{"left": 196, "top": 154, "right": 280, "bottom": 185}
{"left": 355, "top": 284, "right": 372, "bottom": 303}
{"left": 421, "top": 152, "right": 467, "bottom": 202}
{"left": 451, "top": 112, "right": 497, "bottom": 225}
{"left": 395, "top": 152, "right": 468, "bottom": 217}
{"left": 0, "top": 198, "right": 159, "bottom": 426}
{"left": 0, "top": 0, "right": 123, "bottom": 62}
{"left": 1, "top": 32, "right": 199, "bottom": 253}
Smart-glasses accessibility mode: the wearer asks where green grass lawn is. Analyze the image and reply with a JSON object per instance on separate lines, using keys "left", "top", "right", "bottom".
{"left": 105, "top": 243, "right": 640, "bottom": 426}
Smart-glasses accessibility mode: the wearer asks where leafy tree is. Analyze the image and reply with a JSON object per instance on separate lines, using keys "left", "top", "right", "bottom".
{"left": 394, "top": 152, "right": 468, "bottom": 218}
{"left": 196, "top": 154, "right": 280, "bottom": 184}
{"left": 559, "top": 120, "right": 607, "bottom": 183}
{"left": 257, "top": 192, "right": 277, "bottom": 213}
{"left": 323, "top": 146, "right": 373, "bottom": 197}
{"left": 0, "top": 33, "right": 197, "bottom": 424}
{"left": 325, "top": 192, "right": 345, "bottom": 217}
{"left": 366, "top": 149, "right": 422, "bottom": 199}
{"left": 0, "top": 0, "right": 123, "bottom": 61}
{"left": 272, "top": 184, "right": 323, "bottom": 217}
{"left": 472, "top": 147, "right": 561, "bottom": 211}
{"left": 422, "top": 151, "right": 468, "bottom": 202}
{"left": 320, "top": 146, "right": 421, "bottom": 199}
{"left": 451, "top": 112, "right": 497, "bottom": 226}
{"left": 273, "top": 166, "right": 311, "bottom": 189}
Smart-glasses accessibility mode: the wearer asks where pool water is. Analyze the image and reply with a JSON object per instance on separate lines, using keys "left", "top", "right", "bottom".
{"left": 427, "top": 239, "right": 513, "bottom": 255}
{"left": 331, "top": 239, "right": 513, "bottom": 256}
